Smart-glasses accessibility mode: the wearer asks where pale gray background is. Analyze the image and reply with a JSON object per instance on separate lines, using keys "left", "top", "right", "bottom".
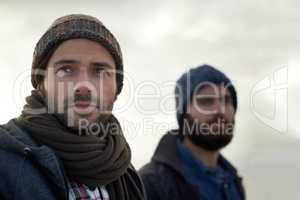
{"left": 0, "top": 0, "right": 300, "bottom": 199}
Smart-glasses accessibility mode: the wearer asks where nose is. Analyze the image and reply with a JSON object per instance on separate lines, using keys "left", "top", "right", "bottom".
{"left": 75, "top": 86, "right": 91, "bottom": 96}
{"left": 214, "top": 98, "right": 225, "bottom": 116}
{"left": 77, "top": 68, "right": 89, "bottom": 82}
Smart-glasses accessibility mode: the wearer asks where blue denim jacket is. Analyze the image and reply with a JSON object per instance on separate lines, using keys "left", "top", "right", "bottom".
{"left": 0, "top": 119, "right": 69, "bottom": 200}
{"left": 176, "top": 139, "right": 242, "bottom": 200}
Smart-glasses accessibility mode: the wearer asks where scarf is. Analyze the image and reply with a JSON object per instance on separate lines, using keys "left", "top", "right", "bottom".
{"left": 16, "top": 90, "right": 145, "bottom": 200}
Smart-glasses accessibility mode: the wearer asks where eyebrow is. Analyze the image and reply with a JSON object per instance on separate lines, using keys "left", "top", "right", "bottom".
{"left": 53, "top": 59, "right": 113, "bottom": 69}
{"left": 195, "top": 92, "right": 231, "bottom": 98}
{"left": 54, "top": 59, "right": 80, "bottom": 67}
{"left": 92, "top": 62, "right": 114, "bottom": 69}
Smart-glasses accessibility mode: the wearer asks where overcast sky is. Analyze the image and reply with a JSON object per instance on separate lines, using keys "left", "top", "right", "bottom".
{"left": 0, "top": 0, "right": 300, "bottom": 199}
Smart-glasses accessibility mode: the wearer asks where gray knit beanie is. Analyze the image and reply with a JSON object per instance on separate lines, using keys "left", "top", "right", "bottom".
{"left": 31, "top": 14, "right": 123, "bottom": 94}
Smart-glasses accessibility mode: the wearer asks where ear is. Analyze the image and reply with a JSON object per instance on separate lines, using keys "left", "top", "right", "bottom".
{"left": 36, "top": 80, "right": 47, "bottom": 96}
{"left": 114, "top": 93, "right": 118, "bottom": 101}
{"left": 37, "top": 81, "right": 45, "bottom": 91}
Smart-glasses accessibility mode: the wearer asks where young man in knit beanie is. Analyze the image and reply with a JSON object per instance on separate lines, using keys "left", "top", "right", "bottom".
{"left": 139, "top": 64, "right": 246, "bottom": 200}
{"left": 0, "top": 14, "right": 145, "bottom": 200}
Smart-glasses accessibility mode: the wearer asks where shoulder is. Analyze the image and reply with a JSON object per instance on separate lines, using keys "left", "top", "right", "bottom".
{"left": 0, "top": 119, "right": 30, "bottom": 164}
{"left": 0, "top": 120, "right": 31, "bottom": 199}
{"left": 0, "top": 120, "right": 62, "bottom": 200}
{"left": 139, "top": 161, "right": 181, "bottom": 200}
{"left": 0, "top": 119, "right": 32, "bottom": 160}
{"left": 126, "top": 164, "right": 147, "bottom": 199}
{"left": 139, "top": 162, "right": 163, "bottom": 200}
{"left": 0, "top": 119, "right": 45, "bottom": 197}
{"left": 139, "top": 160, "right": 179, "bottom": 182}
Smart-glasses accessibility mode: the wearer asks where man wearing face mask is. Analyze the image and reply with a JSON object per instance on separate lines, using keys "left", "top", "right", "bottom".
{"left": 0, "top": 14, "right": 145, "bottom": 200}
{"left": 139, "top": 64, "right": 245, "bottom": 200}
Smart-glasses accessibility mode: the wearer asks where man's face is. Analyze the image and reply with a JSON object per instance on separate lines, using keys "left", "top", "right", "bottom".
{"left": 183, "top": 83, "right": 236, "bottom": 151}
{"left": 42, "top": 38, "right": 117, "bottom": 130}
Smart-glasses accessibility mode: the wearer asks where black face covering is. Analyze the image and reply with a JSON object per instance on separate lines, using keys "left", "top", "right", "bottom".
{"left": 181, "top": 113, "right": 234, "bottom": 151}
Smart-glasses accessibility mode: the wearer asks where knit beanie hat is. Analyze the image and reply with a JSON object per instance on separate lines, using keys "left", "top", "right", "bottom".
{"left": 175, "top": 64, "right": 238, "bottom": 127}
{"left": 31, "top": 14, "right": 123, "bottom": 94}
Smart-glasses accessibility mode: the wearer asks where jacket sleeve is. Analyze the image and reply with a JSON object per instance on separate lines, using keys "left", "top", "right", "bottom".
{"left": 0, "top": 149, "right": 20, "bottom": 200}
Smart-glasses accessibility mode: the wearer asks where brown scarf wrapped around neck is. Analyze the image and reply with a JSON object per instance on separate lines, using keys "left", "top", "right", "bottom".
{"left": 16, "top": 90, "right": 145, "bottom": 200}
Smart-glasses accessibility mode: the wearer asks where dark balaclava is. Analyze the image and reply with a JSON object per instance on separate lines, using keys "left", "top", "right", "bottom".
{"left": 175, "top": 64, "right": 238, "bottom": 151}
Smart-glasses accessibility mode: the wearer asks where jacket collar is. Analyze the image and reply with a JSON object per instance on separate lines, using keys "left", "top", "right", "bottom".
{"left": 152, "top": 130, "right": 239, "bottom": 178}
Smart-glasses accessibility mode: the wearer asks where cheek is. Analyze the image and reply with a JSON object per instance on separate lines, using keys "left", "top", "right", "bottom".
{"left": 102, "top": 86, "right": 116, "bottom": 103}
{"left": 96, "top": 78, "right": 117, "bottom": 101}
{"left": 189, "top": 108, "right": 208, "bottom": 123}
{"left": 44, "top": 72, "right": 59, "bottom": 97}
{"left": 45, "top": 79, "right": 70, "bottom": 108}
{"left": 225, "top": 106, "right": 235, "bottom": 121}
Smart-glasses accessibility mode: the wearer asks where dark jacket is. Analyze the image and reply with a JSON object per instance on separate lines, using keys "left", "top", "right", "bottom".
{"left": 0, "top": 119, "right": 143, "bottom": 200}
{"left": 139, "top": 132, "right": 246, "bottom": 200}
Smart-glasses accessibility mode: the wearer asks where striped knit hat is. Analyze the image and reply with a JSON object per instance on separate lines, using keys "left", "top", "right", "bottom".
{"left": 31, "top": 14, "right": 124, "bottom": 94}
